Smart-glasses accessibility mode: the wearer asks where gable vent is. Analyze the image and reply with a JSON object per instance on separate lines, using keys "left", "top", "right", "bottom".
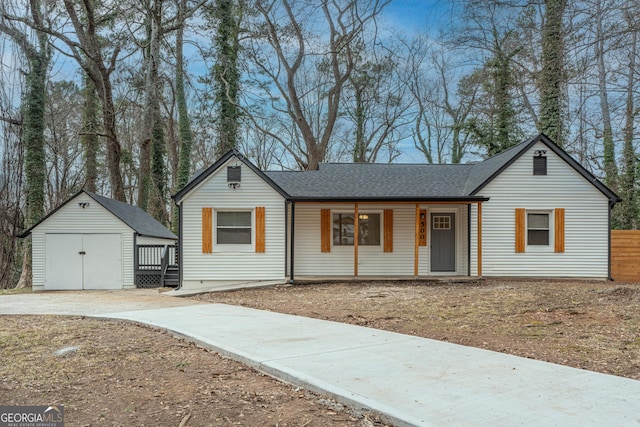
{"left": 227, "top": 166, "right": 241, "bottom": 182}
{"left": 533, "top": 152, "right": 547, "bottom": 175}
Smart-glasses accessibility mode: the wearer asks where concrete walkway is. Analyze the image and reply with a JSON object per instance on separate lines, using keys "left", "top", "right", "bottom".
{"left": 2, "top": 293, "right": 639, "bottom": 426}
{"left": 104, "top": 304, "right": 640, "bottom": 427}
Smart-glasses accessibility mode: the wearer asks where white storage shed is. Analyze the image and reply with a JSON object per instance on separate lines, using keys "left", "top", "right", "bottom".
{"left": 20, "top": 191, "right": 177, "bottom": 290}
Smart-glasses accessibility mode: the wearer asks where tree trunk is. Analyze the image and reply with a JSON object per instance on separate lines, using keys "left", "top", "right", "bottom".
{"left": 353, "top": 85, "right": 366, "bottom": 162}
{"left": 61, "top": 0, "right": 126, "bottom": 201}
{"left": 213, "top": 0, "right": 241, "bottom": 158}
{"left": 594, "top": 1, "right": 618, "bottom": 193}
{"left": 99, "top": 78, "right": 126, "bottom": 201}
{"left": 82, "top": 75, "right": 99, "bottom": 192}
{"left": 620, "top": 10, "right": 638, "bottom": 229}
{"left": 173, "top": 0, "right": 194, "bottom": 233}
{"left": 15, "top": 245, "right": 32, "bottom": 289}
{"left": 15, "top": 4, "right": 49, "bottom": 288}
{"left": 138, "top": 0, "right": 164, "bottom": 212}
{"left": 538, "top": 0, "right": 567, "bottom": 146}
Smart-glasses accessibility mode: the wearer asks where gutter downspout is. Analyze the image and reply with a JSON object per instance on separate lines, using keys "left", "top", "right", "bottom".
{"left": 178, "top": 201, "right": 184, "bottom": 290}
{"left": 289, "top": 201, "right": 295, "bottom": 284}
{"left": 608, "top": 200, "right": 613, "bottom": 281}
{"left": 284, "top": 199, "right": 288, "bottom": 280}
{"left": 133, "top": 233, "right": 138, "bottom": 288}
{"left": 467, "top": 204, "right": 471, "bottom": 277}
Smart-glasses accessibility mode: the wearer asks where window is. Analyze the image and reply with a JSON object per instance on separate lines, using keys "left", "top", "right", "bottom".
{"left": 217, "top": 211, "right": 251, "bottom": 244}
{"left": 333, "top": 213, "right": 380, "bottom": 246}
{"left": 527, "top": 213, "right": 549, "bottom": 245}
{"left": 432, "top": 215, "right": 451, "bottom": 230}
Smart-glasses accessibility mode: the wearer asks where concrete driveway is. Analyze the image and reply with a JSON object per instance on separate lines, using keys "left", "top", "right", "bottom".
{"left": 0, "top": 289, "right": 202, "bottom": 315}
{"left": 3, "top": 290, "right": 640, "bottom": 426}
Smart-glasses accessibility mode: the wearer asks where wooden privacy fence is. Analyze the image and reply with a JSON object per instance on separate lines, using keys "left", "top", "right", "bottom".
{"left": 611, "top": 230, "right": 640, "bottom": 282}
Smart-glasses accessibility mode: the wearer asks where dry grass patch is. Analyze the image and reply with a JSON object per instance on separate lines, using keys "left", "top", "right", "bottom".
{"left": 0, "top": 316, "right": 387, "bottom": 426}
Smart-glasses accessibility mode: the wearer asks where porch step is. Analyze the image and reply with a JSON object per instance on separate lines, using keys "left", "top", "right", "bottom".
{"left": 163, "top": 266, "right": 179, "bottom": 288}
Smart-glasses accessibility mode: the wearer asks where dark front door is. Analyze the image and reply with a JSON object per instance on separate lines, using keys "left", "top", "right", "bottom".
{"left": 431, "top": 213, "right": 456, "bottom": 272}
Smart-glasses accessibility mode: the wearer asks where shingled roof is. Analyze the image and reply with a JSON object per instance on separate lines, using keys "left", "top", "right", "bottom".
{"left": 85, "top": 192, "right": 177, "bottom": 239}
{"left": 20, "top": 191, "right": 177, "bottom": 240}
{"left": 265, "top": 163, "right": 480, "bottom": 201}
{"left": 174, "top": 134, "right": 619, "bottom": 204}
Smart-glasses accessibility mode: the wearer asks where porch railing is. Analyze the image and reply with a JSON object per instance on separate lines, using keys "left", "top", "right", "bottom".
{"left": 135, "top": 244, "right": 178, "bottom": 288}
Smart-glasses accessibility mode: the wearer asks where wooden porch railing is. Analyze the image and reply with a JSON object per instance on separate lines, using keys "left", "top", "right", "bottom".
{"left": 135, "top": 244, "right": 178, "bottom": 287}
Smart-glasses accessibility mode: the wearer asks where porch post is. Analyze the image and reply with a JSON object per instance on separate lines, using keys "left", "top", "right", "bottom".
{"left": 477, "top": 202, "right": 483, "bottom": 277}
{"left": 354, "top": 203, "right": 359, "bottom": 277}
{"left": 289, "top": 201, "right": 295, "bottom": 283}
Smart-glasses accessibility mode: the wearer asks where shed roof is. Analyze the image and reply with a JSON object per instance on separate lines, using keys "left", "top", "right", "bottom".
{"left": 85, "top": 192, "right": 177, "bottom": 239}
{"left": 20, "top": 191, "right": 177, "bottom": 240}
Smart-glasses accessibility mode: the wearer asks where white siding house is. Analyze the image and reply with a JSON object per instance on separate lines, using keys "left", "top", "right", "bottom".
{"left": 471, "top": 141, "right": 610, "bottom": 278}
{"left": 174, "top": 155, "right": 288, "bottom": 290}
{"left": 21, "top": 191, "right": 177, "bottom": 291}
{"left": 174, "top": 135, "right": 619, "bottom": 290}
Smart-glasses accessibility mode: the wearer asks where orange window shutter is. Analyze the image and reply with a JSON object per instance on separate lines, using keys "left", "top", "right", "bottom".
{"left": 256, "top": 207, "right": 266, "bottom": 253}
{"left": 555, "top": 208, "right": 565, "bottom": 253}
{"left": 384, "top": 209, "right": 393, "bottom": 252}
{"left": 515, "top": 208, "right": 525, "bottom": 253}
{"left": 202, "top": 208, "right": 213, "bottom": 253}
{"left": 320, "top": 209, "right": 331, "bottom": 253}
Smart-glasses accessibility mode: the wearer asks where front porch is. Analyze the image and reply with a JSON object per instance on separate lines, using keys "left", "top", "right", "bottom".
{"left": 288, "top": 201, "right": 485, "bottom": 281}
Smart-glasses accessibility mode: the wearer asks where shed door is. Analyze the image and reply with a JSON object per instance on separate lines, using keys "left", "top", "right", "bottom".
{"left": 45, "top": 234, "right": 122, "bottom": 290}
{"left": 45, "top": 234, "right": 83, "bottom": 290}
{"left": 83, "top": 234, "right": 122, "bottom": 290}
{"left": 430, "top": 213, "right": 456, "bottom": 272}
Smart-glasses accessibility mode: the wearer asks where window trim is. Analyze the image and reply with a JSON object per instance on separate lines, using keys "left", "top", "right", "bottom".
{"left": 332, "top": 211, "right": 382, "bottom": 248}
{"left": 214, "top": 209, "right": 253, "bottom": 251}
{"left": 526, "top": 210, "right": 552, "bottom": 248}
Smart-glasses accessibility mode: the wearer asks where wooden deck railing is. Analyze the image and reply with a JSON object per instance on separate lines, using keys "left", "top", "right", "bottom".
{"left": 135, "top": 244, "right": 178, "bottom": 287}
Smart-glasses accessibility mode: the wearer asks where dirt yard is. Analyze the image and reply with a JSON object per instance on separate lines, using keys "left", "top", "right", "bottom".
{"left": 0, "top": 316, "right": 387, "bottom": 426}
{"left": 2, "top": 279, "right": 639, "bottom": 426}
{"left": 193, "top": 279, "right": 640, "bottom": 380}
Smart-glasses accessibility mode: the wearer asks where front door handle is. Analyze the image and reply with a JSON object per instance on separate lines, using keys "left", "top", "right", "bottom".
{"left": 79, "top": 251, "right": 86, "bottom": 255}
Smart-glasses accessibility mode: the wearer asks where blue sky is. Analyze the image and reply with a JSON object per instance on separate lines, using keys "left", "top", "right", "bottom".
{"left": 1, "top": 1, "right": 457, "bottom": 164}
{"left": 381, "top": 0, "right": 452, "bottom": 36}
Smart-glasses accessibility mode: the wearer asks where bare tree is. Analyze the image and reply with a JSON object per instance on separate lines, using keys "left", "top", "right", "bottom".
{"left": 1, "top": 0, "right": 50, "bottom": 288}
{"left": 2, "top": 1, "right": 130, "bottom": 200}
{"left": 618, "top": 1, "right": 639, "bottom": 229}
{"left": 404, "top": 35, "right": 479, "bottom": 163}
{"left": 345, "top": 36, "right": 411, "bottom": 163}
{"left": 244, "top": 0, "right": 388, "bottom": 170}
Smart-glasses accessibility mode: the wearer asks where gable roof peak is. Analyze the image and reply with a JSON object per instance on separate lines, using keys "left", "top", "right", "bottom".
{"left": 467, "top": 133, "right": 620, "bottom": 203}
{"left": 173, "top": 149, "right": 289, "bottom": 203}
{"left": 20, "top": 190, "right": 177, "bottom": 240}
